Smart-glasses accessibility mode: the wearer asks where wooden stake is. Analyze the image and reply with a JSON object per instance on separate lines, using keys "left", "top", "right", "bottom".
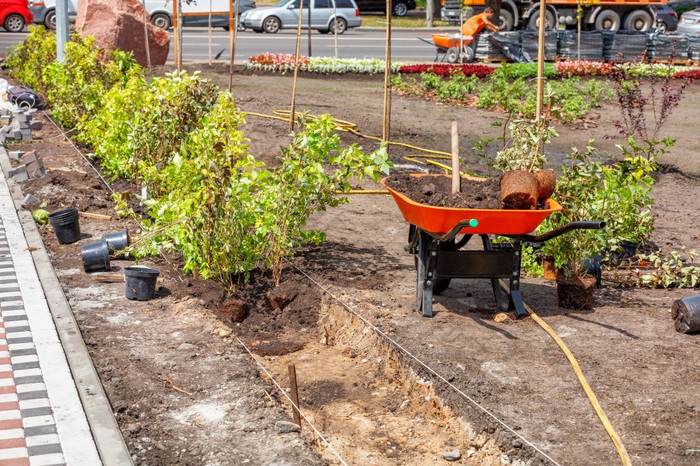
{"left": 141, "top": 0, "right": 151, "bottom": 69}
{"left": 451, "top": 121, "right": 460, "bottom": 194}
{"left": 288, "top": 364, "right": 301, "bottom": 429}
{"left": 229, "top": 0, "right": 239, "bottom": 92}
{"left": 174, "top": 0, "right": 181, "bottom": 73}
{"left": 79, "top": 212, "right": 111, "bottom": 220}
{"left": 534, "top": 0, "right": 546, "bottom": 121}
{"left": 382, "top": 0, "right": 392, "bottom": 141}
{"left": 289, "top": 0, "right": 305, "bottom": 132}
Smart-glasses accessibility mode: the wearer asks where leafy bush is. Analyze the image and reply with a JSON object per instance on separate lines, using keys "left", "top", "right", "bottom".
{"left": 398, "top": 63, "right": 494, "bottom": 78}
{"left": 493, "top": 62, "right": 556, "bottom": 80}
{"left": 5, "top": 26, "right": 56, "bottom": 93}
{"left": 419, "top": 71, "right": 479, "bottom": 103}
{"left": 614, "top": 62, "right": 690, "bottom": 78}
{"left": 40, "top": 35, "right": 142, "bottom": 129}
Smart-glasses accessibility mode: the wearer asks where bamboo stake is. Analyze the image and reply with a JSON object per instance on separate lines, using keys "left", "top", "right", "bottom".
{"left": 308, "top": 2, "right": 312, "bottom": 57}
{"left": 174, "top": 0, "right": 180, "bottom": 72}
{"left": 451, "top": 121, "right": 460, "bottom": 194}
{"left": 333, "top": 0, "right": 338, "bottom": 57}
{"left": 459, "top": 11, "right": 464, "bottom": 65}
{"left": 289, "top": 0, "right": 305, "bottom": 132}
{"left": 209, "top": 0, "right": 213, "bottom": 65}
{"left": 534, "top": 0, "right": 546, "bottom": 121}
{"left": 288, "top": 364, "right": 301, "bottom": 428}
{"left": 142, "top": 0, "right": 151, "bottom": 69}
{"left": 79, "top": 212, "right": 111, "bottom": 220}
{"left": 229, "top": 0, "right": 240, "bottom": 92}
{"left": 382, "top": 0, "right": 392, "bottom": 141}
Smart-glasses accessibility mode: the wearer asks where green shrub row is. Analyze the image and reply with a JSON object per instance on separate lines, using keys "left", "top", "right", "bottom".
{"left": 6, "top": 27, "right": 391, "bottom": 291}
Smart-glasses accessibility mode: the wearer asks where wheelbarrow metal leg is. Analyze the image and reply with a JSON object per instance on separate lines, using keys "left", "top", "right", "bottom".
{"left": 508, "top": 242, "right": 527, "bottom": 318}
{"left": 416, "top": 230, "right": 437, "bottom": 317}
{"left": 481, "top": 235, "right": 508, "bottom": 311}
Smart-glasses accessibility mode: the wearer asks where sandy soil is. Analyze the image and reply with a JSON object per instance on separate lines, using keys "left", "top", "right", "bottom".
{"left": 3, "top": 65, "right": 699, "bottom": 465}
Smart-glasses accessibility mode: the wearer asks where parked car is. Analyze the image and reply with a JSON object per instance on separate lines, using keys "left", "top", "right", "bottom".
{"left": 677, "top": 7, "right": 700, "bottom": 33}
{"left": 146, "top": 0, "right": 256, "bottom": 30}
{"left": 241, "top": 0, "right": 361, "bottom": 34}
{"left": 354, "top": 0, "right": 415, "bottom": 17}
{"left": 29, "top": 0, "right": 76, "bottom": 30}
{"left": 1, "top": 0, "right": 32, "bottom": 32}
{"left": 652, "top": 4, "right": 679, "bottom": 32}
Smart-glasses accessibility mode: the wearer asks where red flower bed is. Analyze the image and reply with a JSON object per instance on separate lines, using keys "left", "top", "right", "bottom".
{"left": 398, "top": 63, "right": 494, "bottom": 78}
{"left": 554, "top": 60, "right": 614, "bottom": 77}
{"left": 673, "top": 70, "right": 700, "bottom": 81}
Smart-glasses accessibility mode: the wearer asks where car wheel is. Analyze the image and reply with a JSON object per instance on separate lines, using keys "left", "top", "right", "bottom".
{"left": 527, "top": 8, "right": 555, "bottom": 30}
{"left": 499, "top": 9, "right": 514, "bottom": 31}
{"left": 594, "top": 9, "right": 621, "bottom": 31}
{"left": 44, "top": 9, "right": 56, "bottom": 30}
{"left": 4, "top": 14, "right": 25, "bottom": 33}
{"left": 330, "top": 17, "right": 347, "bottom": 34}
{"left": 392, "top": 1, "right": 409, "bottom": 17}
{"left": 237, "top": 21, "right": 246, "bottom": 32}
{"left": 262, "top": 16, "right": 281, "bottom": 33}
{"left": 656, "top": 21, "right": 668, "bottom": 33}
{"left": 624, "top": 9, "right": 653, "bottom": 31}
{"left": 151, "top": 13, "right": 171, "bottom": 30}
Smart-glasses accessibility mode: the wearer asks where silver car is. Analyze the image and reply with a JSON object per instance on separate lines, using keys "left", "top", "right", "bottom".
{"left": 241, "top": 0, "right": 361, "bottom": 34}
{"left": 678, "top": 7, "right": 700, "bottom": 33}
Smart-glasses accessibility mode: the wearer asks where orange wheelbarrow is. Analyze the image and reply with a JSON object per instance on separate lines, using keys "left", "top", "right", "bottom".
{"left": 418, "top": 33, "right": 476, "bottom": 63}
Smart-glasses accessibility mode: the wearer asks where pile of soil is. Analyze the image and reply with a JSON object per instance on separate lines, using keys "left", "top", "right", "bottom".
{"left": 384, "top": 174, "right": 502, "bottom": 209}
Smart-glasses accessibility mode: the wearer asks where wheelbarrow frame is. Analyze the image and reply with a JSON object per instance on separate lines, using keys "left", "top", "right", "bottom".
{"left": 408, "top": 221, "right": 605, "bottom": 318}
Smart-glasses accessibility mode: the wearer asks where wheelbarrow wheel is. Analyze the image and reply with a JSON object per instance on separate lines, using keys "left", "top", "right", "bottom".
{"left": 445, "top": 47, "right": 460, "bottom": 63}
{"left": 462, "top": 44, "right": 475, "bottom": 63}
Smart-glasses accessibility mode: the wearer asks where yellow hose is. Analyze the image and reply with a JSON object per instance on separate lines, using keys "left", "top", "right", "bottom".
{"left": 499, "top": 280, "right": 632, "bottom": 466}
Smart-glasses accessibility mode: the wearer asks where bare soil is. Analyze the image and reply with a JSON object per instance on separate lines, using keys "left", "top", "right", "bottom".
{"left": 3, "top": 65, "right": 700, "bottom": 465}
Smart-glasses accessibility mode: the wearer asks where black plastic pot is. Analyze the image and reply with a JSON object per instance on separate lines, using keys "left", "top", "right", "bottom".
{"left": 103, "top": 229, "right": 129, "bottom": 254}
{"left": 124, "top": 266, "right": 160, "bottom": 301}
{"left": 80, "top": 240, "right": 111, "bottom": 273}
{"left": 48, "top": 207, "right": 80, "bottom": 244}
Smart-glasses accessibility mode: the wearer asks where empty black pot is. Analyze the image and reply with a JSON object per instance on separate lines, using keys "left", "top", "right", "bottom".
{"left": 124, "top": 266, "right": 160, "bottom": 301}
{"left": 48, "top": 207, "right": 80, "bottom": 244}
{"left": 80, "top": 240, "right": 111, "bottom": 273}
{"left": 103, "top": 229, "right": 129, "bottom": 254}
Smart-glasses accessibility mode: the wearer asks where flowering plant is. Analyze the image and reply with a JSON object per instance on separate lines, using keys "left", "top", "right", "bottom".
{"left": 673, "top": 69, "right": 700, "bottom": 81}
{"left": 554, "top": 60, "right": 614, "bottom": 77}
{"left": 245, "top": 55, "right": 399, "bottom": 74}
{"left": 398, "top": 63, "right": 494, "bottom": 78}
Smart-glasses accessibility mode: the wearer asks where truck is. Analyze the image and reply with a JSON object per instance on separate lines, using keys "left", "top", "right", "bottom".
{"left": 441, "top": 0, "right": 668, "bottom": 32}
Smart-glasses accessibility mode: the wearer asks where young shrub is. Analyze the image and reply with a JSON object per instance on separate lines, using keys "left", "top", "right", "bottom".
{"left": 4, "top": 26, "right": 56, "bottom": 93}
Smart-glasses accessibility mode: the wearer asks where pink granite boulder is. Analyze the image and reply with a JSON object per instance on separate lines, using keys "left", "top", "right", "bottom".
{"left": 75, "top": 0, "right": 170, "bottom": 67}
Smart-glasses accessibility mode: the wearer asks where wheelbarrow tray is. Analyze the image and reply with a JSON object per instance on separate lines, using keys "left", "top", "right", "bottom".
{"left": 431, "top": 33, "right": 473, "bottom": 49}
{"left": 381, "top": 174, "right": 562, "bottom": 235}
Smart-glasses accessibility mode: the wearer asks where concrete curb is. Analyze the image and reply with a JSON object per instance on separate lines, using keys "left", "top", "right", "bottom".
{"left": 0, "top": 146, "right": 133, "bottom": 466}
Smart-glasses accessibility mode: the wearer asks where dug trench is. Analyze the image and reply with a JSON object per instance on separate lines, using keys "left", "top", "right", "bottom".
{"left": 2, "top": 67, "right": 699, "bottom": 465}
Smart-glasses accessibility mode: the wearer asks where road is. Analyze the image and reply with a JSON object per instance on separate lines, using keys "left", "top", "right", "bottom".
{"left": 0, "top": 27, "right": 452, "bottom": 63}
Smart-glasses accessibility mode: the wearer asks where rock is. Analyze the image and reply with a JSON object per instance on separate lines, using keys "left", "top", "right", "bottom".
{"left": 177, "top": 343, "right": 196, "bottom": 352}
{"left": 265, "top": 285, "right": 298, "bottom": 311}
{"left": 216, "top": 299, "right": 248, "bottom": 323}
{"left": 275, "top": 420, "right": 301, "bottom": 433}
{"left": 75, "top": 0, "right": 170, "bottom": 67}
{"left": 442, "top": 449, "right": 461, "bottom": 461}
{"left": 22, "top": 194, "right": 39, "bottom": 206}
{"left": 128, "top": 422, "right": 142, "bottom": 434}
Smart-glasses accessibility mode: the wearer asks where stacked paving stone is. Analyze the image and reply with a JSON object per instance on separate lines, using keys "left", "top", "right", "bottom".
{"left": 647, "top": 33, "right": 690, "bottom": 60}
{"left": 520, "top": 30, "right": 559, "bottom": 60}
{"left": 559, "top": 30, "right": 605, "bottom": 60}
{"left": 0, "top": 109, "right": 41, "bottom": 144}
{"left": 474, "top": 32, "right": 510, "bottom": 60}
{"left": 7, "top": 150, "right": 45, "bottom": 182}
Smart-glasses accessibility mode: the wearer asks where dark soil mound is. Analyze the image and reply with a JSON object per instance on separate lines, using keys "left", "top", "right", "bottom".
{"left": 384, "top": 174, "right": 502, "bottom": 209}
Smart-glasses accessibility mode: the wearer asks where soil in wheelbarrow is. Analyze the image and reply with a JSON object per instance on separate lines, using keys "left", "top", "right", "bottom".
{"left": 384, "top": 174, "right": 504, "bottom": 209}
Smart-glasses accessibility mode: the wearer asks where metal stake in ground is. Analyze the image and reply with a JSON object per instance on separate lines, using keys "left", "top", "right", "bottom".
{"left": 288, "top": 364, "right": 302, "bottom": 428}
{"left": 290, "top": 0, "right": 305, "bottom": 132}
{"left": 451, "top": 121, "right": 460, "bottom": 194}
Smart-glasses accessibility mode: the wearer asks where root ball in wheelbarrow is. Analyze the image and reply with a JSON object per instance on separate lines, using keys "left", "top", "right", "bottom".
{"left": 535, "top": 169, "right": 557, "bottom": 201}
{"left": 500, "top": 170, "right": 539, "bottom": 210}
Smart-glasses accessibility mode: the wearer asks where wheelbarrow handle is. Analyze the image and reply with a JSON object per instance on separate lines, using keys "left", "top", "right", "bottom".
{"left": 511, "top": 221, "right": 606, "bottom": 243}
{"left": 440, "top": 219, "right": 479, "bottom": 242}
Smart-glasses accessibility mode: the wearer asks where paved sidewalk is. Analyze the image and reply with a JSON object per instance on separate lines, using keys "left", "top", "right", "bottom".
{"left": 0, "top": 166, "right": 105, "bottom": 465}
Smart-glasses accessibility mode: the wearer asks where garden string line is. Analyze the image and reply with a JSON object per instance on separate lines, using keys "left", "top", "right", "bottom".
{"left": 42, "top": 111, "right": 185, "bottom": 283}
{"left": 231, "top": 334, "right": 349, "bottom": 466}
{"left": 284, "top": 257, "right": 563, "bottom": 466}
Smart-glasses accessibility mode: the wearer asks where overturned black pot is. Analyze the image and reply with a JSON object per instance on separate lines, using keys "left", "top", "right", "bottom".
{"left": 81, "top": 240, "right": 110, "bottom": 273}
{"left": 103, "top": 228, "right": 129, "bottom": 254}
